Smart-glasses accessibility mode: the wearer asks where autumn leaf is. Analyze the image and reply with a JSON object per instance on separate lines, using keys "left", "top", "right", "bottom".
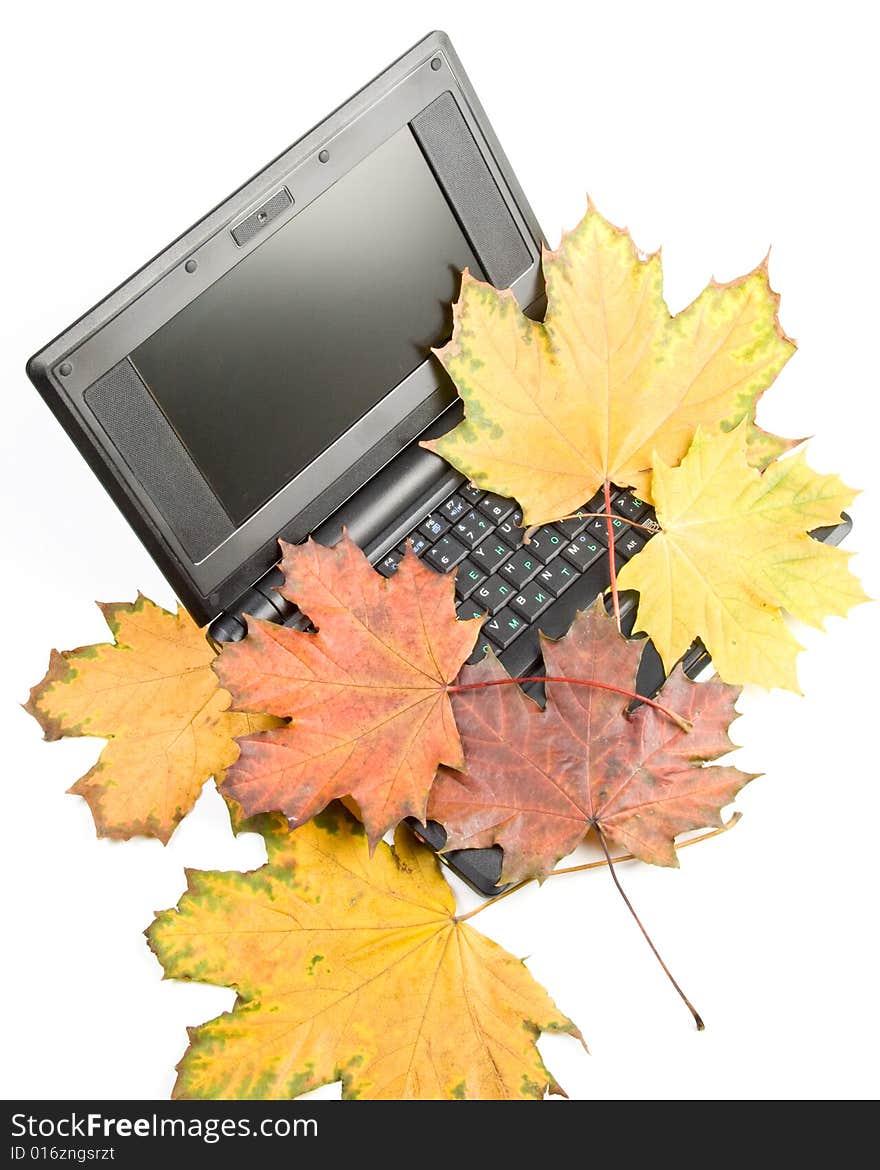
{"left": 422, "top": 201, "right": 795, "bottom": 527}
{"left": 147, "top": 804, "right": 584, "bottom": 1100}
{"left": 215, "top": 534, "right": 480, "bottom": 846}
{"left": 25, "top": 595, "right": 279, "bottom": 842}
{"left": 429, "top": 601, "right": 754, "bottom": 885}
{"left": 617, "top": 425, "right": 868, "bottom": 691}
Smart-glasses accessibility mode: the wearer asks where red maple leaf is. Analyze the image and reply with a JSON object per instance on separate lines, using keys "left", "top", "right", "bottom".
{"left": 429, "top": 601, "right": 756, "bottom": 884}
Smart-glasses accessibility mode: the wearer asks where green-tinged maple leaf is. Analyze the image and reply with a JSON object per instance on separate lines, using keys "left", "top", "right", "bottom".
{"left": 617, "top": 425, "right": 868, "bottom": 691}
{"left": 215, "top": 534, "right": 480, "bottom": 846}
{"left": 147, "top": 804, "right": 584, "bottom": 1100}
{"left": 423, "top": 201, "right": 796, "bottom": 527}
{"left": 429, "top": 602, "right": 755, "bottom": 884}
{"left": 25, "top": 595, "right": 280, "bottom": 842}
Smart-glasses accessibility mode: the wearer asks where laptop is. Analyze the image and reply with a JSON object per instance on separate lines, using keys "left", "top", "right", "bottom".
{"left": 25, "top": 31, "right": 850, "bottom": 894}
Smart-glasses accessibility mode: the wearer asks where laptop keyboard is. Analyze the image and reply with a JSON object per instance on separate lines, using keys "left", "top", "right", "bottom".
{"left": 374, "top": 483, "right": 658, "bottom": 679}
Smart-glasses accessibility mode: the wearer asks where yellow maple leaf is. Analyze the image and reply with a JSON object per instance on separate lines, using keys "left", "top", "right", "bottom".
{"left": 25, "top": 595, "right": 280, "bottom": 841}
{"left": 148, "top": 805, "right": 584, "bottom": 1100}
{"left": 617, "top": 426, "right": 868, "bottom": 691}
{"left": 423, "top": 202, "right": 796, "bottom": 526}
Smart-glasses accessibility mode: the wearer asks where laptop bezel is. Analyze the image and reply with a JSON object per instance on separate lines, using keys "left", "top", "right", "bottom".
{"left": 26, "top": 31, "right": 545, "bottom": 626}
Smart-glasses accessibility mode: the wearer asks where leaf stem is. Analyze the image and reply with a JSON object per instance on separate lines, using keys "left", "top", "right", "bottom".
{"left": 595, "top": 824, "right": 705, "bottom": 1030}
{"left": 454, "top": 814, "right": 740, "bottom": 924}
{"left": 447, "top": 675, "right": 692, "bottom": 732}
{"left": 604, "top": 480, "right": 621, "bottom": 631}
{"left": 553, "top": 510, "right": 656, "bottom": 533}
{"left": 454, "top": 880, "right": 528, "bottom": 922}
{"left": 551, "top": 813, "right": 741, "bottom": 876}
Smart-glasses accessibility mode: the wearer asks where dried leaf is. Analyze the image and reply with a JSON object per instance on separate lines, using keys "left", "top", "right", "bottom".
{"left": 148, "top": 804, "right": 584, "bottom": 1099}
{"left": 25, "top": 595, "right": 279, "bottom": 842}
{"left": 429, "top": 602, "right": 755, "bottom": 884}
{"left": 423, "top": 202, "right": 796, "bottom": 526}
{"left": 215, "top": 534, "right": 480, "bottom": 845}
{"left": 618, "top": 426, "right": 868, "bottom": 690}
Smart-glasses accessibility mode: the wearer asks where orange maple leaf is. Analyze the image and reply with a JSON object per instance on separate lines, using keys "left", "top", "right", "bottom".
{"left": 215, "top": 534, "right": 480, "bottom": 844}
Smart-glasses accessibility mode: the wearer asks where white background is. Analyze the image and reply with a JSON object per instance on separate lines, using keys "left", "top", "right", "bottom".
{"left": 2, "top": 0, "right": 878, "bottom": 1101}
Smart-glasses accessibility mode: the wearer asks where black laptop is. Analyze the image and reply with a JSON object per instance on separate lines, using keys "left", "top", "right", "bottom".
{"left": 26, "top": 31, "right": 849, "bottom": 894}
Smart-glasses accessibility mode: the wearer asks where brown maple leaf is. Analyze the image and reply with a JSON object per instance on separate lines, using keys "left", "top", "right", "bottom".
{"left": 429, "top": 601, "right": 756, "bottom": 884}
{"left": 215, "top": 534, "right": 480, "bottom": 845}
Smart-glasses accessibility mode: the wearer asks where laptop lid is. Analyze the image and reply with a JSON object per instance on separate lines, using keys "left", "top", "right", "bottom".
{"left": 26, "top": 31, "right": 544, "bottom": 626}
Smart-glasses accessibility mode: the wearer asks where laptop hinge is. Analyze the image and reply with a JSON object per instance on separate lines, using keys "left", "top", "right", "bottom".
{"left": 208, "top": 443, "right": 465, "bottom": 643}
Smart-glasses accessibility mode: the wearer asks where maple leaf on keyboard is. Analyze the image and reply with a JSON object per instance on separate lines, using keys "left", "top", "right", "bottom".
{"left": 429, "top": 600, "right": 756, "bottom": 884}
{"left": 618, "top": 424, "right": 868, "bottom": 690}
{"left": 215, "top": 533, "right": 480, "bottom": 845}
{"left": 423, "top": 201, "right": 797, "bottom": 528}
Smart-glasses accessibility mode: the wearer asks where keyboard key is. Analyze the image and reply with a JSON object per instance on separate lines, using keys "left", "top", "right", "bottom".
{"left": 496, "top": 624, "right": 539, "bottom": 674}
{"left": 466, "top": 636, "right": 493, "bottom": 665}
{"left": 499, "top": 548, "right": 542, "bottom": 589}
{"left": 471, "top": 538, "right": 512, "bottom": 573}
{"left": 402, "top": 532, "right": 430, "bottom": 557}
{"left": 536, "top": 557, "right": 578, "bottom": 596}
{"left": 424, "top": 534, "right": 468, "bottom": 572}
{"left": 459, "top": 483, "right": 484, "bottom": 504}
{"left": 554, "top": 512, "right": 589, "bottom": 539}
{"left": 510, "top": 582, "right": 554, "bottom": 621}
{"left": 453, "top": 508, "right": 494, "bottom": 549}
{"left": 439, "top": 494, "right": 468, "bottom": 522}
{"left": 484, "top": 608, "right": 527, "bottom": 650}
{"left": 477, "top": 493, "right": 515, "bottom": 523}
{"left": 418, "top": 512, "right": 451, "bottom": 540}
{"left": 586, "top": 514, "right": 626, "bottom": 545}
{"left": 613, "top": 492, "right": 650, "bottom": 521}
{"left": 616, "top": 531, "right": 646, "bottom": 560}
{"left": 472, "top": 574, "right": 516, "bottom": 616}
{"left": 376, "top": 550, "right": 402, "bottom": 577}
{"left": 456, "top": 600, "right": 487, "bottom": 623}
{"left": 561, "top": 534, "right": 604, "bottom": 570}
{"left": 523, "top": 525, "right": 565, "bottom": 562}
{"left": 536, "top": 559, "right": 613, "bottom": 641}
{"left": 585, "top": 517, "right": 609, "bottom": 545}
{"left": 455, "top": 558, "right": 488, "bottom": 599}
{"left": 496, "top": 514, "right": 525, "bottom": 547}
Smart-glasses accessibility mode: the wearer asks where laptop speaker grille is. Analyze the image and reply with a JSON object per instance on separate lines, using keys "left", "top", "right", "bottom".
{"left": 411, "top": 93, "right": 532, "bottom": 291}
{"left": 84, "top": 359, "right": 234, "bottom": 563}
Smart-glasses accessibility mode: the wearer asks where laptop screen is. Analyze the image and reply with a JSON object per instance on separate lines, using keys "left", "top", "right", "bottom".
{"left": 130, "top": 127, "right": 483, "bottom": 527}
